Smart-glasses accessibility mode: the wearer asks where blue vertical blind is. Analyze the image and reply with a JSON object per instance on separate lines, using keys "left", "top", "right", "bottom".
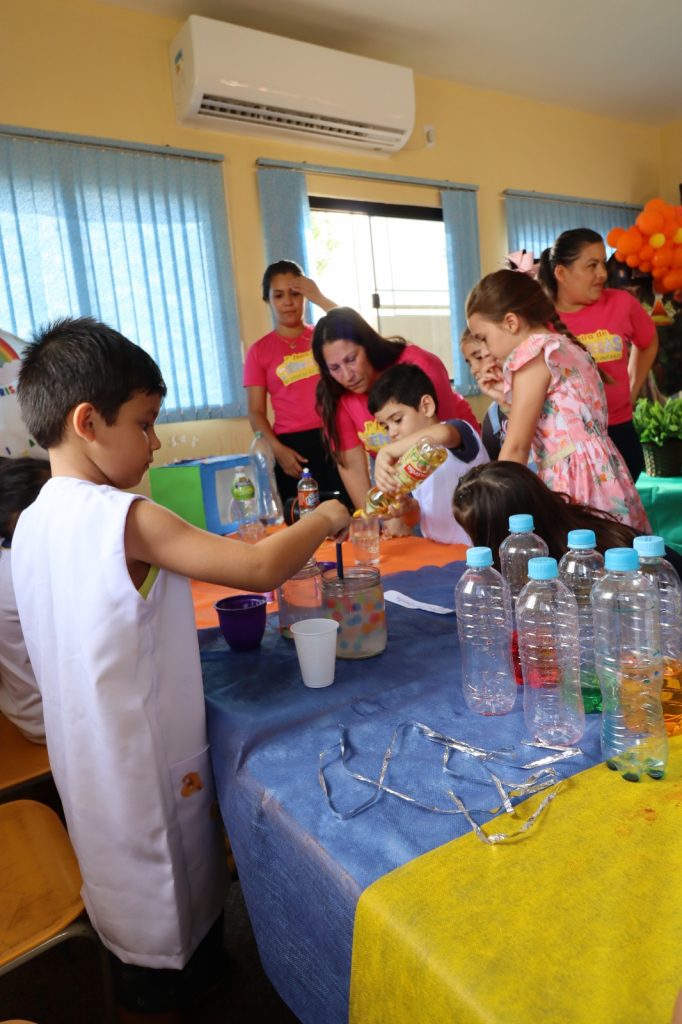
{"left": 441, "top": 189, "right": 480, "bottom": 395}
{"left": 0, "top": 131, "right": 244, "bottom": 421}
{"left": 505, "top": 190, "right": 641, "bottom": 257}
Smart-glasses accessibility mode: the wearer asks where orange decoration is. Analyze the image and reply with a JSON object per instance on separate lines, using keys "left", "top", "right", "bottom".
{"left": 626, "top": 254, "right": 640, "bottom": 267}
{"left": 662, "top": 269, "right": 682, "bottom": 293}
{"left": 614, "top": 250, "right": 627, "bottom": 262}
{"left": 652, "top": 246, "right": 674, "bottom": 268}
{"left": 606, "top": 227, "right": 625, "bottom": 247}
{"left": 652, "top": 267, "right": 667, "bottom": 279}
{"left": 639, "top": 261, "right": 652, "bottom": 273}
{"left": 636, "top": 210, "right": 664, "bottom": 235}
{"left": 617, "top": 228, "right": 643, "bottom": 255}
{"left": 674, "top": 228, "right": 682, "bottom": 245}
{"left": 645, "top": 198, "right": 668, "bottom": 214}
{"left": 649, "top": 232, "right": 667, "bottom": 249}
{"left": 639, "top": 243, "right": 655, "bottom": 262}
{"left": 671, "top": 248, "right": 682, "bottom": 268}
{"left": 662, "top": 219, "right": 678, "bottom": 238}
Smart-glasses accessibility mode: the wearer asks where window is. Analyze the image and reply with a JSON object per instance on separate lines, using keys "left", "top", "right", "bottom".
{"left": 309, "top": 198, "right": 455, "bottom": 377}
{"left": 0, "top": 130, "right": 244, "bottom": 421}
{"left": 504, "top": 190, "right": 640, "bottom": 257}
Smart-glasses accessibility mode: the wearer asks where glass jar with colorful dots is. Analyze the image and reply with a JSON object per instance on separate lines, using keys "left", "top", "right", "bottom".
{"left": 321, "top": 567, "right": 387, "bottom": 659}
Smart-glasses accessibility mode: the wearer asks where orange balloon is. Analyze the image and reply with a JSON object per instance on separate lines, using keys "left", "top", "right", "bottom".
{"left": 639, "top": 243, "right": 655, "bottom": 262}
{"left": 645, "top": 197, "right": 668, "bottom": 214}
{"left": 618, "top": 228, "right": 643, "bottom": 255}
{"left": 606, "top": 227, "right": 625, "bottom": 247}
{"left": 639, "top": 261, "right": 652, "bottom": 273}
{"left": 654, "top": 278, "right": 667, "bottom": 293}
{"left": 652, "top": 246, "right": 673, "bottom": 268}
{"left": 636, "top": 210, "right": 664, "bottom": 236}
{"left": 662, "top": 218, "right": 678, "bottom": 238}
{"left": 671, "top": 248, "right": 682, "bottom": 268}
{"left": 662, "top": 270, "right": 682, "bottom": 293}
{"left": 674, "top": 228, "right": 682, "bottom": 245}
{"left": 649, "top": 232, "right": 667, "bottom": 249}
{"left": 614, "top": 250, "right": 627, "bottom": 262}
{"left": 626, "top": 253, "right": 640, "bottom": 267}
{"left": 652, "top": 266, "right": 667, "bottom": 279}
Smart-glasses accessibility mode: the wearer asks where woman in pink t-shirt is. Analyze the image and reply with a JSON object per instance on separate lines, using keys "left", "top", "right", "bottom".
{"left": 312, "top": 307, "right": 478, "bottom": 510}
{"left": 243, "top": 260, "right": 348, "bottom": 504}
{"left": 538, "top": 228, "right": 658, "bottom": 481}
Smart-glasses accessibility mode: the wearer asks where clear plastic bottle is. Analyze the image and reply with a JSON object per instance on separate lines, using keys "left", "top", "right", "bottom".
{"left": 454, "top": 546, "right": 517, "bottom": 716}
{"left": 499, "top": 514, "right": 549, "bottom": 686}
{"left": 297, "top": 468, "right": 320, "bottom": 517}
{"left": 229, "top": 472, "right": 259, "bottom": 533}
{"left": 249, "top": 431, "right": 284, "bottom": 525}
{"left": 558, "top": 529, "right": 604, "bottom": 715}
{"left": 591, "top": 547, "right": 667, "bottom": 781}
{"left": 633, "top": 535, "right": 682, "bottom": 737}
{"left": 517, "top": 557, "right": 585, "bottom": 746}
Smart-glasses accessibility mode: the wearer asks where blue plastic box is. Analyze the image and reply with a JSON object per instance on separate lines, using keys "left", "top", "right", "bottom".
{"left": 148, "top": 454, "right": 255, "bottom": 535}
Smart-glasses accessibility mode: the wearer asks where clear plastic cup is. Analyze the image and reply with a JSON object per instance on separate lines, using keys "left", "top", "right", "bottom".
{"left": 349, "top": 516, "right": 381, "bottom": 566}
{"left": 290, "top": 618, "right": 340, "bottom": 688}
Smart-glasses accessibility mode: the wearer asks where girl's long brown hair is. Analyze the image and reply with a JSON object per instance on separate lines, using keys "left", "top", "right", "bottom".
{"left": 453, "top": 461, "right": 637, "bottom": 569}
{"left": 312, "top": 307, "right": 406, "bottom": 458}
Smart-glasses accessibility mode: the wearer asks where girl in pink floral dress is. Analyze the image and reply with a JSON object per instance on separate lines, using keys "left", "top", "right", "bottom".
{"left": 466, "top": 269, "right": 649, "bottom": 531}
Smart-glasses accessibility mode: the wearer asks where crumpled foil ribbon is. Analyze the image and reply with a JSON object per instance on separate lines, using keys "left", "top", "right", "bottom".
{"left": 319, "top": 720, "right": 582, "bottom": 844}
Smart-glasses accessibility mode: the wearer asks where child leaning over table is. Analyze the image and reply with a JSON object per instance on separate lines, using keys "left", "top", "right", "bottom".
{"left": 367, "top": 363, "right": 488, "bottom": 544}
{"left": 12, "top": 317, "right": 350, "bottom": 1024}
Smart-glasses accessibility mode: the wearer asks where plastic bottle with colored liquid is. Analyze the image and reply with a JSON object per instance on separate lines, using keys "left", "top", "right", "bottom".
{"left": 359, "top": 437, "right": 447, "bottom": 518}
{"left": 297, "top": 468, "right": 320, "bottom": 516}
{"left": 558, "top": 529, "right": 604, "bottom": 714}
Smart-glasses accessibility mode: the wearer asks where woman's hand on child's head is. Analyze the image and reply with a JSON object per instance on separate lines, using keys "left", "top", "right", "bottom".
{"left": 316, "top": 499, "right": 351, "bottom": 542}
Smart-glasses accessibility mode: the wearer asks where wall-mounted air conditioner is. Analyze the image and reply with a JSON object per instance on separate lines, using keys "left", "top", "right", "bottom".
{"left": 169, "top": 17, "right": 415, "bottom": 154}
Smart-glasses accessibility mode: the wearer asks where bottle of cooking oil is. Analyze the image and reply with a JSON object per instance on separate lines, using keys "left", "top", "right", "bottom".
{"left": 357, "top": 437, "right": 447, "bottom": 518}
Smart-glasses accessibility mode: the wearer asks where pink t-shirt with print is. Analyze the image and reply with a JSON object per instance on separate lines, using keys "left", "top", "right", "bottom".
{"left": 243, "top": 327, "right": 322, "bottom": 435}
{"left": 560, "top": 289, "right": 656, "bottom": 426}
{"left": 334, "top": 344, "right": 479, "bottom": 455}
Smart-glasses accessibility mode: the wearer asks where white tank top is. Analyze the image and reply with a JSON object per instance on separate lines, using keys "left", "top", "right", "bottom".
{"left": 12, "top": 477, "right": 225, "bottom": 968}
{"left": 415, "top": 423, "right": 489, "bottom": 545}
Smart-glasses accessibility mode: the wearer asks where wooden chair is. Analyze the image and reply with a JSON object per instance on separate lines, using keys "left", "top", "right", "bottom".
{"left": 0, "top": 799, "right": 114, "bottom": 1021}
{"left": 0, "top": 713, "right": 51, "bottom": 799}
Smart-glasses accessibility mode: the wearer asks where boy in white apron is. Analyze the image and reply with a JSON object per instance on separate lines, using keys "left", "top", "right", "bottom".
{"left": 12, "top": 317, "right": 350, "bottom": 1023}
{"left": 368, "top": 363, "right": 489, "bottom": 545}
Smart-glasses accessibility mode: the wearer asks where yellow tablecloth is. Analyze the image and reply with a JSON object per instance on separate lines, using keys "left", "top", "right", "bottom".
{"left": 351, "top": 735, "right": 682, "bottom": 1024}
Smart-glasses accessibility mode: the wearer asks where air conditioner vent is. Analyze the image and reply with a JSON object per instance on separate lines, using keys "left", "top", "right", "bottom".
{"left": 198, "top": 94, "right": 405, "bottom": 151}
{"left": 170, "top": 17, "right": 415, "bottom": 154}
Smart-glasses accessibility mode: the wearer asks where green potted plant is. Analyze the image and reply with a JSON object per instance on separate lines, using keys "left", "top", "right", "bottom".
{"left": 633, "top": 397, "right": 682, "bottom": 477}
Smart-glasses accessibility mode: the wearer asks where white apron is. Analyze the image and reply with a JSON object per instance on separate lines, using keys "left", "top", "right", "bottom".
{"left": 13, "top": 478, "right": 225, "bottom": 968}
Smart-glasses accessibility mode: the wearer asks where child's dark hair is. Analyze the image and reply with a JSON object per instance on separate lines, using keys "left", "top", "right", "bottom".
{"left": 367, "top": 364, "right": 438, "bottom": 417}
{"left": 453, "top": 461, "right": 637, "bottom": 569}
{"left": 0, "top": 457, "right": 51, "bottom": 539}
{"left": 536, "top": 228, "right": 604, "bottom": 301}
{"left": 18, "top": 317, "right": 167, "bottom": 449}
{"left": 466, "top": 269, "right": 608, "bottom": 381}
{"left": 262, "top": 260, "right": 303, "bottom": 301}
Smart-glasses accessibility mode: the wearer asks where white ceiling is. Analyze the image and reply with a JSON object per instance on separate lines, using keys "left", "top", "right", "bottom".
{"left": 104, "top": 0, "right": 682, "bottom": 126}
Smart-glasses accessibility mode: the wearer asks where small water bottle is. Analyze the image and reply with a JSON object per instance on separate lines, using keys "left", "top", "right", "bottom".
{"left": 229, "top": 472, "right": 259, "bottom": 533}
{"left": 633, "top": 535, "right": 682, "bottom": 737}
{"left": 499, "top": 514, "right": 548, "bottom": 685}
{"left": 454, "top": 547, "right": 517, "bottom": 715}
{"left": 249, "top": 431, "right": 284, "bottom": 525}
{"left": 591, "top": 547, "right": 667, "bottom": 781}
{"left": 558, "top": 529, "right": 604, "bottom": 714}
{"left": 297, "top": 468, "right": 320, "bottom": 517}
{"left": 517, "top": 557, "right": 585, "bottom": 746}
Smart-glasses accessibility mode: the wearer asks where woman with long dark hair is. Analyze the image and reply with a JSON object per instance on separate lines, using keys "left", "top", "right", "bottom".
{"left": 312, "top": 307, "right": 478, "bottom": 508}
{"left": 537, "top": 228, "right": 658, "bottom": 481}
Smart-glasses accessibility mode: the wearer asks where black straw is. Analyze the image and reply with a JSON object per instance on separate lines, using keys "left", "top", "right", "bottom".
{"left": 336, "top": 542, "right": 344, "bottom": 580}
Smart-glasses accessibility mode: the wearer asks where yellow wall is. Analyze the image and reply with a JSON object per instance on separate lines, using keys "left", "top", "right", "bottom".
{"left": 1, "top": 0, "right": 671, "bottom": 487}
{"left": 660, "top": 120, "right": 682, "bottom": 208}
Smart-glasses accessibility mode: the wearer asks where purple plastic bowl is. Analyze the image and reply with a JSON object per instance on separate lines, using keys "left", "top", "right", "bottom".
{"left": 214, "top": 594, "right": 267, "bottom": 651}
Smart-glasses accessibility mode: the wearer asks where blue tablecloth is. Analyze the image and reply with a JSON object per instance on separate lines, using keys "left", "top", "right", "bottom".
{"left": 203, "top": 561, "right": 603, "bottom": 1024}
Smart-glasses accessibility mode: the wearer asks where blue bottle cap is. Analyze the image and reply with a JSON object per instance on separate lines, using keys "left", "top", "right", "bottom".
{"left": 528, "top": 556, "right": 558, "bottom": 580}
{"left": 509, "top": 513, "right": 534, "bottom": 533}
{"left": 466, "top": 546, "right": 493, "bottom": 567}
{"left": 633, "top": 535, "right": 665, "bottom": 558}
{"left": 300, "top": 468, "right": 311, "bottom": 478}
{"left": 605, "top": 547, "right": 640, "bottom": 572}
{"left": 567, "top": 529, "right": 596, "bottom": 549}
